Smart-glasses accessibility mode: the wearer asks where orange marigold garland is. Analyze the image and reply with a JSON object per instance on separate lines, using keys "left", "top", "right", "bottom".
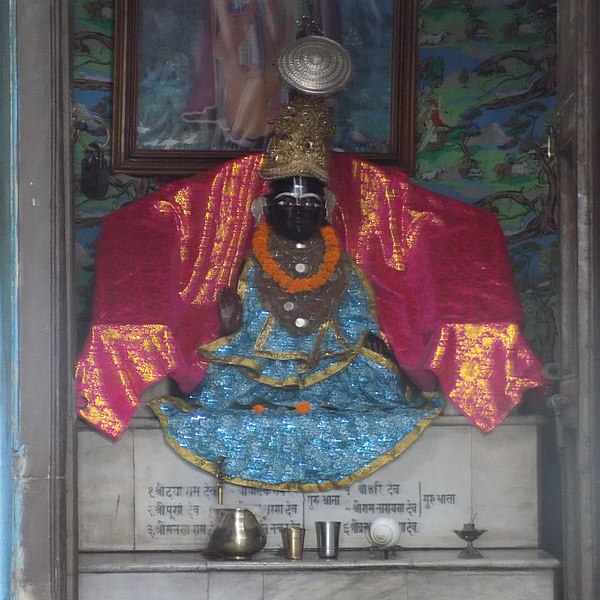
{"left": 252, "top": 222, "right": 341, "bottom": 293}
{"left": 295, "top": 401, "right": 311, "bottom": 414}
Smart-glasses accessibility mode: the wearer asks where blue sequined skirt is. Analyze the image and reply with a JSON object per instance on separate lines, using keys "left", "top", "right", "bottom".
{"left": 150, "top": 261, "right": 443, "bottom": 490}
{"left": 150, "top": 353, "right": 443, "bottom": 491}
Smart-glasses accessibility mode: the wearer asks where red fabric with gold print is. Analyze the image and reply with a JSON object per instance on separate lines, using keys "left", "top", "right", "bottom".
{"left": 76, "top": 153, "right": 544, "bottom": 438}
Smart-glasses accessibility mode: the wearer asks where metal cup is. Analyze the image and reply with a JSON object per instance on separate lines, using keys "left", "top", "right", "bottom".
{"left": 315, "top": 521, "right": 341, "bottom": 559}
{"left": 281, "top": 527, "right": 306, "bottom": 560}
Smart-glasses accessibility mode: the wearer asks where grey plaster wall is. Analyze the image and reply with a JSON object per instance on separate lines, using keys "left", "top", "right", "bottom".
{"left": 12, "top": 0, "right": 76, "bottom": 598}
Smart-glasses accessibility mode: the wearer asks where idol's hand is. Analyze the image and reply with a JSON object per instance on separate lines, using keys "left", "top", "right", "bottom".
{"left": 218, "top": 286, "right": 243, "bottom": 335}
{"left": 363, "top": 332, "right": 398, "bottom": 366}
{"left": 363, "top": 333, "right": 421, "bottom": 401}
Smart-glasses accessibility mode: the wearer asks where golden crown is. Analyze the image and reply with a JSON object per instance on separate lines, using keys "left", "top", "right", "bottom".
{"left": 259, "top": 94, "right": 335, "bottom": 185}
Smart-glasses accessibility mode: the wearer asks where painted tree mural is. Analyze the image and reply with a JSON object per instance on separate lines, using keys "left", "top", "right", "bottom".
{"left": 415, "top": 0, "right": 558, "bottom": 362}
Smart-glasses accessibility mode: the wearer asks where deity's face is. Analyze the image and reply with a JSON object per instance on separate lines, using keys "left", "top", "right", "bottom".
{"left": 264, "top": 176, "right": 326, "bottom": 241}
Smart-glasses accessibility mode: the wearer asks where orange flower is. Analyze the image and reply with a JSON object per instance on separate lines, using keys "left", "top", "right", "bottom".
{"left": 295, "top": 401, "right": 311, "bottom": 414}
{"left": 251, "top": 222, "right": 341, "bottom": 293}
{"left": 251, "top": 404, "right": 266, "bottom": 414}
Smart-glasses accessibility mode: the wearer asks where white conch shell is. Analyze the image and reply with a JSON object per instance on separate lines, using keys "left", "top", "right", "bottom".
{"left": 366, "top": 518, "right": 401, "bottom": 547}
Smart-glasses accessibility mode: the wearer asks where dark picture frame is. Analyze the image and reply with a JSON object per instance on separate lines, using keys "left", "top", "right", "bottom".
{"left": 113, "top": 0, "right": 418, "bottom": 177}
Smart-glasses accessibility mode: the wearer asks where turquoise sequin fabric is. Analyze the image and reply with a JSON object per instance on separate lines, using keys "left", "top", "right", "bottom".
{"left": 151, "top": 261, "right": 443, "bottom": 490}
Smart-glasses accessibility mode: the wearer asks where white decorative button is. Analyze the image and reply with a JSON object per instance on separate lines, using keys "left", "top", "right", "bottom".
{"left": 295, "top": 263, "right": 307, "bottom": 273}
{"left": 295, "top": 242, "right": 307, "bottom": 249}
{"left": 283, "top": 302, "right": 295, "bottom": 311}
{"left": 295, "top": 318, "right": 309, "bottom": 328}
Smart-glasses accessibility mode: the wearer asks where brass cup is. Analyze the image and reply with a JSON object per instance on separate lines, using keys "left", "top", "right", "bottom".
{"left": 281, "top": 527, "right": 306, "bottom": 560}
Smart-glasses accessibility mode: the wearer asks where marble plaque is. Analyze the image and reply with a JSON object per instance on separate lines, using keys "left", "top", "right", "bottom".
{"left": 264, "top": 571, "right": 408, "bottom": 600}
{"left": 79, "top": 573, "right": 207, "bottom": 600}
{"left": 78, "top": 419, "right": 540, "bottom": 552}
{"left": 134, "top": 429, "right": 216, "bottom": 551}
{"left": 406, "top": 570, "right": 554, "bottom": 600}
{"left": 225, "top": 485, "right": 305, "bottom": 545}
{"left": 472, "top": 424, "right": 539, "bottom": 547}
{"left": 78, "top": 430, "right": 135, "bottom": 551}
{"left": 300, "top": 428, "right": 471, "bottom": 549}
{"left": 208, "top": 573, "right": 263, "bottom": 600}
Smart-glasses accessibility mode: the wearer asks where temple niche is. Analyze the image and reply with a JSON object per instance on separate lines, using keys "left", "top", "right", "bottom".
{"left": 75, "top": 2, "right": 559, "bottom": 599}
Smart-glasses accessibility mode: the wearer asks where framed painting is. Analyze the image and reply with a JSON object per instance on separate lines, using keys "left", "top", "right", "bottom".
{"left": 112, "top": 0, "right": 418, "bottom": 176}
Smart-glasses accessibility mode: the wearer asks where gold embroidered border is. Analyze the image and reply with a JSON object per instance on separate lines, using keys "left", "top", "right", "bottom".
{"left": 149, "top": 395, "right": 443, "bottom": 493}
{"left": 198, "top": 329, "right": 399, "bottom": 390}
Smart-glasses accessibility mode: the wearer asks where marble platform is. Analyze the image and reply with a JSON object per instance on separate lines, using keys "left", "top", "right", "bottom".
{"left": 79, "top": 549, "right": 558, "bottom": 600}
{"left": 78, "top": 412, "right": 557, "bottom": 599}
{"left": 78, "top": 414, "right": 542, "bottom": 552}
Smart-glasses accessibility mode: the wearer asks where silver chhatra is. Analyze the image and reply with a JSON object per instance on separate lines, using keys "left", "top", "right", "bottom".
{"left": 277, "top": 36, "right": 352, "bottom": 95}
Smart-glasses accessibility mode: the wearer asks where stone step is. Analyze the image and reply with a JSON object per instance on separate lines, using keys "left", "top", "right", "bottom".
{"left": 79, "top": 549, "right": 559, "bottom": 600}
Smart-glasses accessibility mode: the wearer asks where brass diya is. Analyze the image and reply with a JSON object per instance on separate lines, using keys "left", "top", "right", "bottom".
{"left": 452, "top": 522, "right": 486, "bottom": 559}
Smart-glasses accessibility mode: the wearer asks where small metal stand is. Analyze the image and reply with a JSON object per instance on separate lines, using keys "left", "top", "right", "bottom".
{"left": 368, "top": 545, "right": 400, "bottom": 559}
{"left": 215, "top": 456, "right": 226, "bottom": 505}
{"left": 452, "top": 522, "right": 486, "bottom": 559}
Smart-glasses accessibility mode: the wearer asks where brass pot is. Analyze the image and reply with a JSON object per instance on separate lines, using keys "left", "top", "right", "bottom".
{"left": 205, "top": 508, "right": 267, "bottom": 560}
